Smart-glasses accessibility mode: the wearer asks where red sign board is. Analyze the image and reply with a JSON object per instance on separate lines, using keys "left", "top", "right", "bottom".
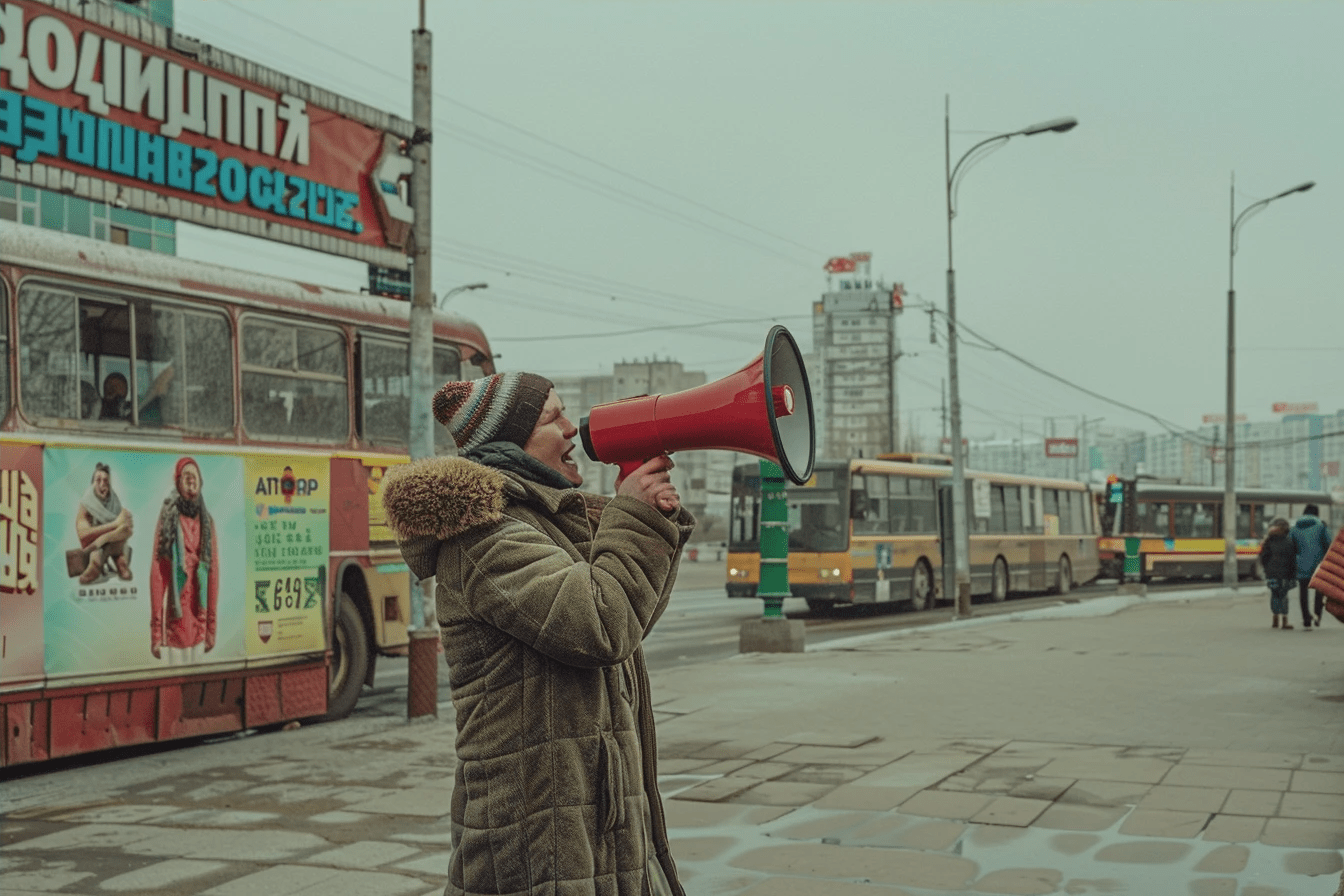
{"left": 1, "top": 1, "right": 413, "bottom": 266}
{"left": 1201, "top": 414, "right": 1246, "bottom": 424}
{"left": 824, "top": 256, "right": 857, "bottom": 273}
{"left": 1272, "top": 402, "right": 1319, "bottom": 414}
{"left": 1044, "top": 438, "right": 1079, "bottom": 458}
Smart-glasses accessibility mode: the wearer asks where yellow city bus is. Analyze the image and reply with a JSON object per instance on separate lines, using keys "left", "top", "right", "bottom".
{"left": 1095, "top": 481, "right": 1333, "bottom": 581}
{"left": 0, "top": 225, "right": 493, "bottom": 766}
{"left": 727, "top": 457, "right": 1100, "bottom": 612}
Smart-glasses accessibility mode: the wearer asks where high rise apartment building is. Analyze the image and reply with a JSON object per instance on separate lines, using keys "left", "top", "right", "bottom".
{"left": 809, "top": 275, "right": 903, "bottom": 462}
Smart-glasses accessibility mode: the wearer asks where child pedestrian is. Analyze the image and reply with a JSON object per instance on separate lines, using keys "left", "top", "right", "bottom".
{"left": 1259, "top": 517, "right": 1296, "bottom": 629}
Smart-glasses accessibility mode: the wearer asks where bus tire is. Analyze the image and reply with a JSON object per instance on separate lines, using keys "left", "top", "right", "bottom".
{"left": 1053, "top": 555, "right": 1073, "bottom": 595}
{"left": 990, "top": 557, "right": 1009, "bottom": 602}
{"left": 910, "top": 558, "right": 935, "bottom": 611}
{"left": 805, "top": 599, "right": 834, "bottom": 614}
{"left": 323, "top": 593, "right": 370, "bottom": 721}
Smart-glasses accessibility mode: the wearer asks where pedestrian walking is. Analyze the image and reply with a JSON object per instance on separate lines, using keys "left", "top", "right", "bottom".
{"left": 1289, "top": 503, "right": 1332, "bottom": 629}
{"left": 380, "top": 372, "right": 693, "bottom": 896}
{"left": 1258, "top": 517, "right": 1296, "bottom": 629}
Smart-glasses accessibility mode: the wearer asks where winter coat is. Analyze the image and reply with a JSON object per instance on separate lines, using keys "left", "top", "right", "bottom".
{"left": 1259, "top": 530, "right": 1297, "bottom": 581}
{"left": 1290, "top": 514, "right": 1332, "bottom": 579}
{"left": 380, "top": 455, "right": 694, "bottom": 896}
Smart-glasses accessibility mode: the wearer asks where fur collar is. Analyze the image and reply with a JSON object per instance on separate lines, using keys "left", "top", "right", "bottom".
{"left": 380, "top": 455, "right": 589, "bottom": 543}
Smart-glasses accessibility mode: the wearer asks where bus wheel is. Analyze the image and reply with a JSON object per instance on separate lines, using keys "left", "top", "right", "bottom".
{"left": 910, "top": 559, "right": 935, "bottom": 611}
{"left": 1053, "top": 555, "right": 1073, "bottom": 595}
{"left": 806, "top": 599, "right": 834, "bottom": 614}
{"left": 990, "top": 557, "right": 1009, "bottom": 602}
{"left": 323, "top": 593, "right": 370, "bottom": 721}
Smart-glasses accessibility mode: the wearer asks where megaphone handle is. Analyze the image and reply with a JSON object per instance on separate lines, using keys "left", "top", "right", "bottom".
{"left": 614, "top": 459, "right": 645, "bottom": 482}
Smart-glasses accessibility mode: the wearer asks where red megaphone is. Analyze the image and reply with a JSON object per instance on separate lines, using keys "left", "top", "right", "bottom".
{"left": 579, "top": 325, "right": 815, "bottom": 485}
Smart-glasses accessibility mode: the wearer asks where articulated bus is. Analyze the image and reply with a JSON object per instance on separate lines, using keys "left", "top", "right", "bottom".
{"left": 1096, "top": 480, "right": 1333, "bottom": 581}
{"left": 726, "top": 457, "right": 1100, "bottom": 613}
{"left": 0, "top": 225, "right": 494, "bottom": 767}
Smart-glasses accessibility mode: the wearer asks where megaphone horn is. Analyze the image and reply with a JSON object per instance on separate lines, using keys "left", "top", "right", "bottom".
{"left": 579, "top": 325, "right": 816, "bottom": 485}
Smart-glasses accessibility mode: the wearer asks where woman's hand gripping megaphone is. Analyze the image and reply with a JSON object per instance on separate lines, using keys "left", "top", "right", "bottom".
{"left": 615, "top": 455, "right": 680, "bottom": 513}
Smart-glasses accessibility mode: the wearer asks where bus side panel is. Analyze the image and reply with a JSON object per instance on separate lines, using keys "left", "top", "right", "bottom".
{"left": 49, "top": 685, "right": 161, "bottom": 758}
{"left": 2, "top": 665, "right": 329, "bottom": 767}
{"left": 329, "top": 456, "right": 371, "bottom": 553}
{"left": 1, "top": 443, "right": 46, "bottom": 693}
{"left": 4, "top": 697, "right": 50, "bottom": 766}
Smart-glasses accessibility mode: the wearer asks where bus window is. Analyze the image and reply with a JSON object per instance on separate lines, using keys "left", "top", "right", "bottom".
{"left": 1240, "top": 504, "right": 1257, "bottom": 539}
{"left": 1003, "top": 485, "right": 1023, "bottom": 534}
{"left": 989, "top": 485, "right": 1007, "bottom": 534}
{"left": 854, "top": 474, "right": 889, "bottom": 535}
{"left": 1043, "top": 489, "right": 1060, "bottom": 529}
{"left": 907, "top": 477, "right": 936, "bottom": 534}
{"left": 180, "top": 310, "right": 233, "bottom": 431}
{"left": 359, "top": 336, "right": 461, "bottom": 450}
{"left": 1143, "top": 501, "right": 1172, "bottom": 537}
{"left": 1174, "top": 502, "right": 1218, "bottom": 538}
{"left": 18, "top": 287, "right": 82, "bottom": 419}
{"left": 242, "top": 317, "right": 348, "bottom": 441}
{"left": 133, "top": 304, "right": 232, "bottom": 432}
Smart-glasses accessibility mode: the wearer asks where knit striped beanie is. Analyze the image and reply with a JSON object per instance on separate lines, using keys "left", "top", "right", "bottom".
{"left": 432, "top": 372, "right": 553, "bottom": 452}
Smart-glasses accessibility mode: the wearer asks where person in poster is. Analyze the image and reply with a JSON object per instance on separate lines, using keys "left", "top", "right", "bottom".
{"left": 149, "top": 457, "right": 218, "bottom": 663}
{"left": 75, "top": 462, "right": 134, "bottom": 584}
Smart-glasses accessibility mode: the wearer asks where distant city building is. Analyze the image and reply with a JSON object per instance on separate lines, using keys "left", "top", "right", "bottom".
{"left": 809, "top": 258, "right": 904, "bottom": 461}
{"left": 962, "top": 413, "right": 1343, "bottom": 496}
{"left": 1140, "top": 412, "right": 1344, "bottom": 492}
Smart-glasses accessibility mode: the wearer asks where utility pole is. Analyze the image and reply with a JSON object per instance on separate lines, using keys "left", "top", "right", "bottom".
{"left": 406, "top": 1, "right": 438, "bottom": 720}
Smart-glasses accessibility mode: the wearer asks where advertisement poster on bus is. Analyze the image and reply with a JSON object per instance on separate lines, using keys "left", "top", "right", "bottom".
{"left": 41, "top": 449, "right": 246, "bottom": 677}
{"left": 245, "top": 457, "right": 329, "bottom": 655}
{"left": 1, "top": 442, "right": 45, "bottom": 688}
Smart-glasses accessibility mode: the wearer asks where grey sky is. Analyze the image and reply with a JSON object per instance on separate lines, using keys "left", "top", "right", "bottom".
{"left": 172, "top": 1, "right": 1342, "bottom": 445}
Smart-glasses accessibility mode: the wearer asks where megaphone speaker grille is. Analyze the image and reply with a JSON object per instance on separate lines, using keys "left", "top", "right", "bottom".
{"left": 764, "top": 325, "right": 815, "bottom": 485}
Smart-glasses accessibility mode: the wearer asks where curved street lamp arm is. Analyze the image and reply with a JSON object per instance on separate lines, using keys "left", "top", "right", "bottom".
{"left": 947, "top": 116, "right": 1079, "bottom": 219}
{"left": 1231, "top": 180, "right": 1316, "bottom": 257}
{"left": 948, "top": 134, "right": 1013, "bottom": 219}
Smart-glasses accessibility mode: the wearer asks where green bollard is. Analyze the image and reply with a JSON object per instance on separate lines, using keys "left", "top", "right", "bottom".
{"left": 1123, "top": 536, "right": 1141, "bottom": 581}
{"left": 757, "top": 459, "right": 789, "bottom": 618}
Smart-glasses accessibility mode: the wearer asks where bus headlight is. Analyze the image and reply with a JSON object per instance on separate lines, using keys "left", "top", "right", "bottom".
{"left": 818, "top": 568, "right": 842, "bottom": 579}
{"left": 728, "top": 567, "right": 747, "bottom": 579}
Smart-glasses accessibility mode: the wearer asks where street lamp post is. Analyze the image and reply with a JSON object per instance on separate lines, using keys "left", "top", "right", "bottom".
{"left": 944, "top": 96, "right": 1076, "bottom": 619}
{"left": 437, "top": 281, "right": 488, "bottom": 308}
{"left": 1222, "top": 175, "right": 1314, "bottom": 585}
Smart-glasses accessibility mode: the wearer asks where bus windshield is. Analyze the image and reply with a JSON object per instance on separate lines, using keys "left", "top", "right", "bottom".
{"left": 729, "top": 463, "right": 849, "bottom": 553}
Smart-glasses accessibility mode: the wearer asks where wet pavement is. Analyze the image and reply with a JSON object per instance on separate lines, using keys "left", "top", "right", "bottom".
{"left": 3, "top": 584, "right": 1342, "bottom": 895}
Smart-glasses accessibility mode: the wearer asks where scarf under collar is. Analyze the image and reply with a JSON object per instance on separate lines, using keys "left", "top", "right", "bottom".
{"left": 155, "top": 489, "right": 214, "bottom": 619}
{"left": 78, "top": 483, "right": 122, "bottom": 526}
{"left": 465, "top": 441, "right": 577, "bottom": 491}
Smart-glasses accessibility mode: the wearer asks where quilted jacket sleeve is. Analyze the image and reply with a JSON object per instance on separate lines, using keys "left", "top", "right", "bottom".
{"left": 451, "top": 495, "right": 684, "bottom": 668}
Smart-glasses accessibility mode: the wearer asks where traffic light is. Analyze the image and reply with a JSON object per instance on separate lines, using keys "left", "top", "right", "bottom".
{"left": 1106, "top": 474, "right": 1124, "bottom": 504}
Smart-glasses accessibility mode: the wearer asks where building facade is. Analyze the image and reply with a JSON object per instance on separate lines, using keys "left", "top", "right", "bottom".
{"left": 809, "top": 276, "right": 903, "bottom": 462}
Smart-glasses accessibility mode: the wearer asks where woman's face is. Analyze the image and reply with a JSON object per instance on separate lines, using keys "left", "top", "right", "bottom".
{"left": 92, "top": 470, "right": 110, "bottom": 500}
{"left": 178, "top": 463, "right": 202, "bottom": 500}
{"left": 523, "top": 389, "right": 583, "bottom": 486}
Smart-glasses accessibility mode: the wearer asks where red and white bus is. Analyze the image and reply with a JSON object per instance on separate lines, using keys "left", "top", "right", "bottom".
{"left": 0, "top": 225, "right": 493, "bottom": 767}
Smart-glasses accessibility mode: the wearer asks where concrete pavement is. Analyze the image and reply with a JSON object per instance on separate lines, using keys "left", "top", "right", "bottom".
{"left": 2, "top": 584, "right": 1342, "bottom": 895}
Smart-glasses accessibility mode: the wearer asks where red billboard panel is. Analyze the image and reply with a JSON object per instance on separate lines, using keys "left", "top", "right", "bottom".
{"left": 1272, "top": 402, "right": 1318, "bottom": 414}
{"left": 0, "top": 1, "right": 413, "bottom": 266}
{"left": 1044, "top": 438, "right": 1079, "bottom": 458}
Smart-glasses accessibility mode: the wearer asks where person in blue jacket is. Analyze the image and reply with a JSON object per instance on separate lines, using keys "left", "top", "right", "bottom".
{"left": 1290, "top": 503, "right": 1332, "bottom": 629}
